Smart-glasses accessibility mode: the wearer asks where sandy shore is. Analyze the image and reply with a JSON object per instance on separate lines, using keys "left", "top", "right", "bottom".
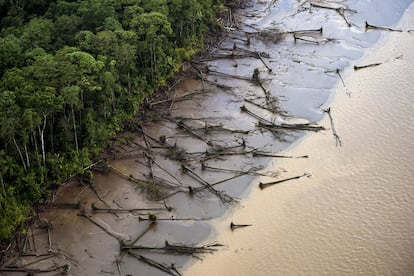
{"left": 185, "top": 3, "right": 414, "bottom": 276}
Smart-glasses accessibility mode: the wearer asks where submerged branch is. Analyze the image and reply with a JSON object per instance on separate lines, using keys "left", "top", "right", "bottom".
{"left": 353, "top": 63, "right": 382, "bottom": 70}
{"left": 78, "top": 210, "right": 128, "bottom": 244}
{"left": 148, "top": 90, "right": 207, "bottom": 108}
{"left": 244, "top": 97, "right": 286, "bottom": 116}
{"left": 230, "top": 222, "right": 252, "bottom": 230}
{"left": 335, "top": 69, "right": 351, "bottom": 97}
{"left": 324, "top": 108, "right": 342, "bottom": 147}
{"left": 39, "top": 202, "right": 81, "bottom": 209}
{"left": 177, "top": 121, "right": 212, "bottom": 145}
{"left": 128, "top": 252, "right": 182, "bottom": 276}
{"left": 122, "top": 241, "right": 223, "bottom": 256}
{"left": 138, "top": 216, "right": 204, "bottom": 222}
{"left": 0, "top": 265, "right": 69, "bottom": 274}
{"left": 91, "top": 203, "right": 170, "bottom": 213}
{"left": 201, "top": 163, "right": 271, "bottom": 176}
{"left": 258, "top": 121, "right": 325, "bottom": 132}
{"left": 252, "top": 152, "right": 308, "bottom": 158}
{"left": 181, "top": 164, "right": 238, "bottom": 204}
{"left": 240, "top": 105, "right": 273, "bottom": 124}
{"left": 259, "top": 173, "right": 311, "bottom": 189}
{"left": 200, "top": 149, "right": 253, "bottom": 162}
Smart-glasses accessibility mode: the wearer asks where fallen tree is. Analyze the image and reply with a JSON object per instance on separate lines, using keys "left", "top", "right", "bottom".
{"left": 259, "top": 173, "right": 311, "bottom": 189}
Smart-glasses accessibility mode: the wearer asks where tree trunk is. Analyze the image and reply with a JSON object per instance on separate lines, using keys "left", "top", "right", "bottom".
{"left": 39, "top": 114, "right": 47, "bottom": 166}
{"left": 24, "top": 142, "right": 30, "bottom": 168}
{"left": 50, "top": 114, "right": 54, "bottom": 153}
{"left": 13, "top": 136, "right": 27, "bottom": 172}
{"left": 151, "top": 40, "right": 155, "bottom": 86}
{"left": 0, "top": 171, "right": 6, "bottom": 196}
{"left": 32, "top": 130, "right": 41, "bottom": 167}
{"left": 71, "top": 104, "right": 79, "bottom": 153}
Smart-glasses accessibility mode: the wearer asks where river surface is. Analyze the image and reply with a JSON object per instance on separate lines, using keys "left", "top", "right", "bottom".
{"left": 2, "top": 0, "right": 414, "bottom": 275}
{"left": 186, "top": 2, "right": 414, "bottom": 275}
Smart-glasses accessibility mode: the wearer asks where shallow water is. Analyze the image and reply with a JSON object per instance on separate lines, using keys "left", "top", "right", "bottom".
{"left": 186, "top": 2, "right": 414, "bottom": 275}
{"left": 3, "top": 1, "right": 413, "bottom": 275}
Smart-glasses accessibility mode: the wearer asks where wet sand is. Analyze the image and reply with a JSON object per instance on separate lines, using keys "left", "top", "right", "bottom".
{"left": 185, "top": 3, "right": 414, "bottom": 276}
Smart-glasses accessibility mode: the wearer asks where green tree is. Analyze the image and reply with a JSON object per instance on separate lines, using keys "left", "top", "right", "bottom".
{"left": 54, "top": 15, "right": 81, "bottom": 47}
{"left": 0, "top": 35, "right": 23, "bottom": 75}
{"left": 77, "top": 0, "right": 117, "bottom": 30}
{"left": 0, "top": 0, "right": 220, "bottom": 241}
{"left": 20, "top": 17, "right": 54, "bottom": 51}
{"left": 61, "top": 85, "right": 81, "bottom": 152}
{"left": 75, "top": 30, "right": 95, "bottom": 52}
{"left": 132, "top": 12, "right": 174, "bottom": 87}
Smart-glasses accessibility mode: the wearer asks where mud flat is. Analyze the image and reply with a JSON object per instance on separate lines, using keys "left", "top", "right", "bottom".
{"left": 185, "top": 3, "right": 414, "bottom": 276}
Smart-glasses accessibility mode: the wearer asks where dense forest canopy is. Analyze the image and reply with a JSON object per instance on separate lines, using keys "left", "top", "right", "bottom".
{"left": 0, "top": 0, "right": 228, "bottom": 240}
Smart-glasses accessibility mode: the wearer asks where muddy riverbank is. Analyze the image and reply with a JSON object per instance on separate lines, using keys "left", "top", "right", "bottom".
{"left": 1, "top": 1, "right": 413, "bottom": 275}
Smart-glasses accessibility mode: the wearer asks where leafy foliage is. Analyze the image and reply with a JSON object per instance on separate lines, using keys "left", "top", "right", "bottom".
{"left": 0, "top": 0, "right": 225, "bottom": 240}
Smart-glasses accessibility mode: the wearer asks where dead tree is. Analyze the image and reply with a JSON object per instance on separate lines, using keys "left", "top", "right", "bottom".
{"left": 259, "top": 173, "right": 311, "bottom": 189}
{"left": 181, "top": 164, "right": 238, "bottom": 204}
{"left": 230, "top": 222, "right": 252, "bottom": 230}
{"left": 310, "top": 3, "right": 356, "bottom": 27}
{"left": 121, "top": 241, "right": 223, "bottom": 257}
{"left": 258, "top": 121, "right": 325, "bottom": 132}
{"left": 323, "top": 108, "right": 342, "bottom": 147}
{"left": 354, "top": 63, "right": 382, "bottom": 70}
{"left": 128, "top": 252, "right": 182, "bottom": 276}
{"left": 365, "top": 21, "right": 403, "bottom": 32}
{"left": 252, "top": 152, "right": 308, "bottom": 158}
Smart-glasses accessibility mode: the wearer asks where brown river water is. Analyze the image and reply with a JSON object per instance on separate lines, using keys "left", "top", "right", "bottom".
{"left": 186, "top": 2, "right": 414, "bottom": 275}
{"left": 2, "top": 1, "right": 414, "bottom": 275}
